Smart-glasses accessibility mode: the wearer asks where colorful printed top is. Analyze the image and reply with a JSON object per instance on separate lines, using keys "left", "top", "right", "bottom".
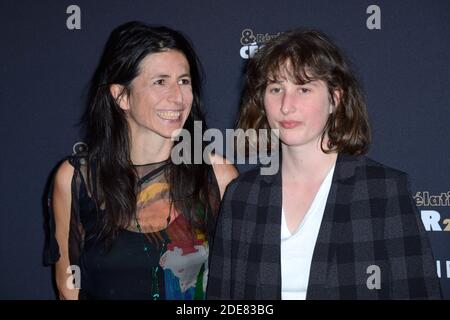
{"left": 45, "top": 154, "right": 220, "bottom": 300}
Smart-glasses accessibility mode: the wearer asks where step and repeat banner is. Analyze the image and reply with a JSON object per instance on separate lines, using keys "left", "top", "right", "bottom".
{"left": 0, "top": 0, "right": 449, "bottom": 299}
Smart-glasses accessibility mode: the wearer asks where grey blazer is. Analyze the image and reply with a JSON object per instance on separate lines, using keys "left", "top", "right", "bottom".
{"left": 207, "top": 153, "right": 442, "bottom": 299}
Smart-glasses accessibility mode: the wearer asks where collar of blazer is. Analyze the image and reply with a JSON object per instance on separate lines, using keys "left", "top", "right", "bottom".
{"left": 254, "top": 152, "right": 365, "bottom": 298}
{"left": 259, "top": 152, "right": 362, "bottom": 185}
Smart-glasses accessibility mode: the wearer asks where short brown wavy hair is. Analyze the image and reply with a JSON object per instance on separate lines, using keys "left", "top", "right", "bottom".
{"left": 237, "top": 28, "right": 371, "bottom": 155}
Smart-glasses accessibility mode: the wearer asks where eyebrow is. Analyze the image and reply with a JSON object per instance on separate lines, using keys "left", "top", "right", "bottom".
{"left": 266, "top": 78, "right": 319, "bottom": 86}
{"left": 151, "top": 73, "right": 191, "bottom": 79}
{"left": 304, "top": 80, "right": 319, "bottom": 86}
{"left": 267, "top": 78, "right": 286, "bottom": 84}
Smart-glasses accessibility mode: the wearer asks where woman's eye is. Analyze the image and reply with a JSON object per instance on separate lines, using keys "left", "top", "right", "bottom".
{"left": 300, "top": 87, "right": 311, "bottom": 93}
{"left": 269, "top": 87, "right": 282, "bottom": 94}
{"left": 179, "top": 78, "right": 191, "bottom": 85}
{"left": 153, "top": 79, "right": 165, "bottom": 85}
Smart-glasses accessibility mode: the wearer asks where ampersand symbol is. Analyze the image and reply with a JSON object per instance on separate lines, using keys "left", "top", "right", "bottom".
{"left": 240, "top": 29, "right": 255, "bottom": 45}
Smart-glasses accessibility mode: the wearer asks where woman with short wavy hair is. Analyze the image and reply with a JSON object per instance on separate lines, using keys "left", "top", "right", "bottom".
{"left": 207, "top": 28, "right": 441, "bottom": 300}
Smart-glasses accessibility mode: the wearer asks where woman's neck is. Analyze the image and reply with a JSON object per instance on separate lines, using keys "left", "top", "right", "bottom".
{"left": 281, "top": 138, "right": 337, "bottom": 183}
{"left": 129, "top": 127, "right": 173, "bottom": 165}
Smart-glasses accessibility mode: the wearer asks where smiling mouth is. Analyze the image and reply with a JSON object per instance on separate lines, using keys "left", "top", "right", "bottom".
{"left": 156, "top": 111, "right": 182, "bottom": 120}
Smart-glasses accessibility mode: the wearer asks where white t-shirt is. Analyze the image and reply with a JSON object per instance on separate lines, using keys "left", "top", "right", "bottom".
{"left": 281, "top": 165, "right": 335, "bottom": 300}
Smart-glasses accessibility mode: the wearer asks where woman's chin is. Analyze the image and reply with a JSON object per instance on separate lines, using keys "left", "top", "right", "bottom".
{"left": 157, "top": 127, "right": 186, "bottom": 140}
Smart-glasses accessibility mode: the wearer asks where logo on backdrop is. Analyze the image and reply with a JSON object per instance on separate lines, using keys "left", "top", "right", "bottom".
{"left": 72, "top": 141, "right": 88, "bottom": 155}
{"left": 414, "top": 191, "right": 449, "bottom": 279}
{"left": 436, "top": 260, "right": 450, "bottom": 279}
{"left": 239, "top": 28, "right": 282, "bottom": 59}
{"left": 415, "top": 191, "right": 450, "bottom": 232}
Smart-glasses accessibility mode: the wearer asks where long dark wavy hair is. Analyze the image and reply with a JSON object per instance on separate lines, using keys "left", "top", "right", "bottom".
{"left": 237, "top": 28, "right": 371, "bottom": 155}
{"left": 82, "top": 21, "right": 217, "bottom": 247}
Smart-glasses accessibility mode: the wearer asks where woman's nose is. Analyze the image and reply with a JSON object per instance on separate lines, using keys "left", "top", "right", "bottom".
{"left": 280, "top": 91, "right": 296, "bottom": 115}
{"left": 168, "top": 83, "right": 183, "bottom": 105}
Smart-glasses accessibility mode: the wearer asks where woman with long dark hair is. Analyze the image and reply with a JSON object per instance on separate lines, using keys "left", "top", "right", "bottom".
{"left": 46, "top": 21, "right": 237, "bottom": 300}
{"left": 207, "top": 28, "right": 441, "bottom": 299}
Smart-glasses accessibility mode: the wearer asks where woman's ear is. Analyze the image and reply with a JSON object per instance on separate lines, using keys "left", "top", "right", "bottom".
{"left": 109, "top": 84, "right": 129, "bottom": 111}
{"left": 330, "top": 89, "right": 342, "bottom": 113}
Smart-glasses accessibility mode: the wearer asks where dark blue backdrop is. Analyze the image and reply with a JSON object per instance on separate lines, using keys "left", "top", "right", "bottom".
{"left": 0, "top": 0, "right": 449, "bottom": 299}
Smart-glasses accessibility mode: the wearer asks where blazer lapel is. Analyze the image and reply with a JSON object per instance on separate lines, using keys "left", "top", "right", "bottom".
{"left": 306, "top": 153, "right": 359, "bottom": 299}
{"left": 255, "top": 163, "right": 283, "bottom": 299}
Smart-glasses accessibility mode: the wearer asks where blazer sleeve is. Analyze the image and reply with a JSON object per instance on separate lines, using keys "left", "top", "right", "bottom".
{"left": 206, "top": 180, "right": 237, "bottom": 299}
{"left": 388, "top": 173, "right": 442, "bottom": 299}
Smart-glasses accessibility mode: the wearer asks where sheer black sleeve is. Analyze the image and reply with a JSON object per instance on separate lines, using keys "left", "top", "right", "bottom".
{"left": 44, "top": 156, "right": 86, "bottom": 267}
